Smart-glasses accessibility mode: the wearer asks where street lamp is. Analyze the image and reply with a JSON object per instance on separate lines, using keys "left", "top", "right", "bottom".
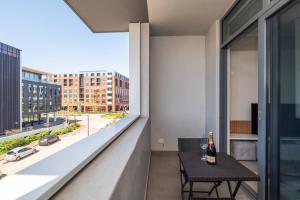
{"left": 87, "top": 114, "right": 90, "bottom": 137}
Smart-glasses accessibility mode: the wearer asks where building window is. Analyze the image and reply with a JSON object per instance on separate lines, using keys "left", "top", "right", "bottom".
{"left": 91, "top": 78, "right": 95, "bottom": 86}
{"left": 96, "top": 78, "right": 101, "bottom": 86}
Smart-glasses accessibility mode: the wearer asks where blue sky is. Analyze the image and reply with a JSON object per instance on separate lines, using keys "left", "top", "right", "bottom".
{"left": 0, "top": 0, "right": 129, "bottom": 76}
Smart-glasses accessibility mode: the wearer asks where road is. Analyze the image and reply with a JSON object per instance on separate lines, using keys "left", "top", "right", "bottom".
{"left": 0, "top": 114, "right": 115, "bottom": 175}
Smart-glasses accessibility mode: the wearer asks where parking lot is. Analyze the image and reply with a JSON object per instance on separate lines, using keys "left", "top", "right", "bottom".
{"left": 0, "top": 114, "right": 115, "bottom": 176}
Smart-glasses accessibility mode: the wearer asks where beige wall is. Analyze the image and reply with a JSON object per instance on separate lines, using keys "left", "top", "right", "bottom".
{"left": 150, "top": 36, "right": 206, "bottom": 151}
{"left": 230, "top": 50, "right": 258, "bottom": 121}
{"left": 205, "top": 21, "right": 220, "bottom": 149}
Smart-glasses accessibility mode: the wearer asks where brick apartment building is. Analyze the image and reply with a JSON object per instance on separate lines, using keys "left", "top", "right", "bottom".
{"left": 47, "top": 71, "right": 129, "bottom": 112}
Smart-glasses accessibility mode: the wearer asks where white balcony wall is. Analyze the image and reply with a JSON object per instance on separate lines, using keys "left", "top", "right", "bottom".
{"left": 150, "top": 36, "right": 206, "bottom": 151}
{"left": 205, "top": 21, "right": 220, "bottom": 149}
{"left": 111, "top": 119, "right": 150, "bottom": 200}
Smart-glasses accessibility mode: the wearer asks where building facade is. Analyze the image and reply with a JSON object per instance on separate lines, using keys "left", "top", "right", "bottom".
{"left": 22, "top": 67, "right": 61, "bottom": 126}
{"left": 0, "top": 42, "right": 21, "bottom": 134}
{"left": 48, "top": 70, "right": 129, "bottom": 112}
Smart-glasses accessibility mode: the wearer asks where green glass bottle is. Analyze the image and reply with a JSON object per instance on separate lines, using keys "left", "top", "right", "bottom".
{"left": 207, "top": 131, "right": 217, "bottom": 165}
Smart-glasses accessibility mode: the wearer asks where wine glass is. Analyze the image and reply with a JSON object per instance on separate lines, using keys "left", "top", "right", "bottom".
{"left": 201, "top": 142, "right": 208, "bottom": 161}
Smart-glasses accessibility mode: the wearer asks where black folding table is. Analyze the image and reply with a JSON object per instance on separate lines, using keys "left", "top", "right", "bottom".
{"left": 178, "top": 152, "right": 260, "bottom": 200}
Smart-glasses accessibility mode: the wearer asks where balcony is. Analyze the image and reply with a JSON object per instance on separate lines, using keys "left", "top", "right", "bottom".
{"left": 2, "top": 0, "right": 299, "bottom": 199}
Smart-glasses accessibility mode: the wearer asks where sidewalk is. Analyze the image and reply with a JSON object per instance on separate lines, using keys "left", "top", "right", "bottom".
{"left": 0, "top": 118, "right": 66, "bottom": 142}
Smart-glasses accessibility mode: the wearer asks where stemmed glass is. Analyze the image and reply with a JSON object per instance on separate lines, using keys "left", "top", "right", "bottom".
{"left": 201, "top": 142, "right": 208, "bottom": 161}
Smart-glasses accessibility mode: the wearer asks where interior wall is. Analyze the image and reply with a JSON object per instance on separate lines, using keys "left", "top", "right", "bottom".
{"left": 205, "top": 21, "right": 220, "bottom": 149}
{"left": 230, "top": 50, "right": 258, "bottom": 120}
{"left": 150, "top": 36, "right": 206, "bottom": 151}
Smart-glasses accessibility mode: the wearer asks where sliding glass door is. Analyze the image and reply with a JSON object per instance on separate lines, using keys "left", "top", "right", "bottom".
{"left": 268, "top": 1, "right": 300, "bottom": 199}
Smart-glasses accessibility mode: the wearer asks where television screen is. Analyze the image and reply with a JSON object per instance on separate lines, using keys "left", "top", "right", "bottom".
{"left": 251, "top": 103, "right": 258, "bottom": 135}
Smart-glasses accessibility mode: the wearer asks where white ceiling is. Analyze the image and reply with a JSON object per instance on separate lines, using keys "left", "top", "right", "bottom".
{"left": 148, "top": 0, "right": 234, "bottom": 36}
{"left": 65, "top": 0, "right": 234, "bottom": 35}
{"left": 65, "top": 0, "right": 148, "bottom": 32}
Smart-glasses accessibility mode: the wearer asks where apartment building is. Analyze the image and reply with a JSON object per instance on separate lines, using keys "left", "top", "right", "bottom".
{"left": 0, "top": 42, "right": 61, "bottom": 133}
{"left": 47, "top": 70, "right": 129, "bottom": 112}
{"left": 22, "top": 67, "right": 61, "bottom": 126}
{"left": 0, "top": 42, "right": 21, "bottom": 134}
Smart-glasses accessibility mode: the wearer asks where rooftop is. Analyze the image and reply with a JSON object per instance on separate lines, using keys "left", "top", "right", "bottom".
{"left": 22, "top": 66, "right": 49, "bottom": 75}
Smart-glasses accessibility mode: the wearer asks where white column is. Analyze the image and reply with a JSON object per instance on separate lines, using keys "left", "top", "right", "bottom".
{"left": 129, "top": 23, "right": 141, "bottom": 116}
{"left": 205, "top": 20, "right": 220, "bottom": 150}
{"left": 140, "top": 23, "right": 150, "bottom": 117}
{"left": 129, "top": 23, "right": 150, "bottom": 117}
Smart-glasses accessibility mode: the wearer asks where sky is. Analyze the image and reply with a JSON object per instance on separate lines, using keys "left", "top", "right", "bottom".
{"left": 0, "top": 0, "right": 129, "bottom": 76}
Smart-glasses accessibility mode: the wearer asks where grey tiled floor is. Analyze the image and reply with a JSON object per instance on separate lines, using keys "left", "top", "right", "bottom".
{"left": 146, "top": 151, "right": 253, "bottom": 200}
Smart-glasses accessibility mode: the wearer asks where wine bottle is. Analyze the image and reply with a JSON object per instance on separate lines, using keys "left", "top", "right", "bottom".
{"left": 207, "top": 131, "right": 217, "bottom": 165}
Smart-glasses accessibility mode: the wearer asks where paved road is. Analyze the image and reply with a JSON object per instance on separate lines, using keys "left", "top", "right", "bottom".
{"left": 0, "top": 114, "right": 115, "bottom": 175}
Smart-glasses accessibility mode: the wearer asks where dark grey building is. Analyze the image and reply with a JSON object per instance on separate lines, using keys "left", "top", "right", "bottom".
{"left": 22, "top": 67, "right": 61, "bottom": 126}
{"left": 0, "top": 42, "right": 21, "bottom": 134}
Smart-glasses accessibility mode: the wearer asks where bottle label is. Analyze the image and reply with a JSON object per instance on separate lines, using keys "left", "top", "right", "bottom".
{"left": 207, "top": 156, "right": 216, "bottom": 164}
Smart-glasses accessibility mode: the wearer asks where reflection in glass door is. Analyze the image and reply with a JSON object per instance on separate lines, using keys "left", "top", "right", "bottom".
{"left": 268, "top": 1, "right": 300, "bottom": 199}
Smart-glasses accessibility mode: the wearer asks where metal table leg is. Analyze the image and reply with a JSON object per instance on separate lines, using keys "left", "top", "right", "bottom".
{"left": 188, "top": 181, "right": 194, "bottom": 200}
{"left": 208, "top": 181, "right": 221, "bottom": 197}
{"left": 227, "top": 181, "right": 242, "bottom": 200}
{"left": 179, "top": 163, "right": 184, "bottom": 200}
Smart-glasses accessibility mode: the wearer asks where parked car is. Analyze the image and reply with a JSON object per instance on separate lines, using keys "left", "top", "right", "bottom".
{"left": 39, "top": 135, "right": 59, "bottom": 146}
{"left": 5, "top": 146, "right": 37, "bottom": 162}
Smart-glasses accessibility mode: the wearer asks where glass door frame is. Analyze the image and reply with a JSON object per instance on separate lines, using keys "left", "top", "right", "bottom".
{"left": 266, "top": 1, "right": 300, "bottom": 199}
{"left": 219, "top": 0, "right": 294, "bottom": 199}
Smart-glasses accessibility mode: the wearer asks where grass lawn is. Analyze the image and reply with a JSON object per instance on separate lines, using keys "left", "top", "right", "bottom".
{"left": 101, "top": 112, "right": 128, "bottom": 119}
{"left": 0, "top": 123, "right": 80, "bottom": 155}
